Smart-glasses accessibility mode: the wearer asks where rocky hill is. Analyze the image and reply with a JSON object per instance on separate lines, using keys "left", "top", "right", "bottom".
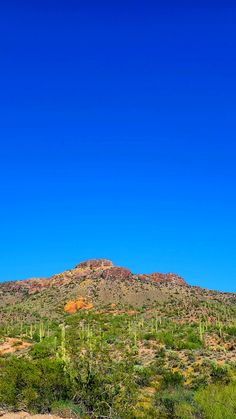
{"left": 0, "top": 259, "right": 235, "bottom": 325}
{"left": 0, "top": 258, "right": 187, "bottom": 295}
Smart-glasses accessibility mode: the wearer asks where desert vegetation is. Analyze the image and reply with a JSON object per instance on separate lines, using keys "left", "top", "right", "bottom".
{"left": 0, "top": 296, "right": 236, "bottom": 418}
{"left": 0, "top": 261, "right": 236, "bottom": 417}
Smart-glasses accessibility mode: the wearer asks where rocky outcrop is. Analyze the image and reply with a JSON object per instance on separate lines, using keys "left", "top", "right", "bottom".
{"left": 102, "top": 266, "right": 132, "bottom": 281}
{"left": 140, "top": 272, "right": 187, "bottom": 286}
{"left": 75, "top": 259, "right": 113, "bottom": 269}
{"left": 64, "top": 297, "right": 94, "bottom": 313}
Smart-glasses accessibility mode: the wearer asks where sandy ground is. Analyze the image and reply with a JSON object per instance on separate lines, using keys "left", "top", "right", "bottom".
{"left": 0, "top": 338, "right": 31, "bottom": 355}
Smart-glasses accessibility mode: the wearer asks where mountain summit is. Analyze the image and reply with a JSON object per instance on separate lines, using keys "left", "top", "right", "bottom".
{"left": 0, "top": 258, "right": 187, "bottom": 296}
{"left": 0, "top": 259, "right": 234, "bottom": 326}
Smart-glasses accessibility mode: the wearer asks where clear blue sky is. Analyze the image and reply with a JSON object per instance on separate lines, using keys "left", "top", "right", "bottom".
{"left": 0, "top": 1, "right": 236, "bottom": 291}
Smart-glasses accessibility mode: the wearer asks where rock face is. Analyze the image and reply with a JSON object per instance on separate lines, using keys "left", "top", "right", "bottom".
{"left": 102, "top": 267, "right": 132, "bottom": 281}
{"left": 75, "top": 259, "right": 113, "bottom": 269}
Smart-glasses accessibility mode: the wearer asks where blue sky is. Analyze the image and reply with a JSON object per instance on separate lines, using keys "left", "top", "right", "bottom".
{"left": 0, "top": 1, "right": 236, "bottom": 291}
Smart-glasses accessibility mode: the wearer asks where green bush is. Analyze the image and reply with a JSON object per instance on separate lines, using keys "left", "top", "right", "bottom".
{"left": 0, "top": 357, "right": 72, "bottom": 412}
{"left": 30, "top": 338, "right": 57, "bottom": 359}
{"left": 161, "top": 370, "right": 184, "bottom": 389}
{"left": 155, "top": 388, "right": 195, "bottom": 417}
{"left": 210, "top": 363, "right": 231, "bottom": 384}
{"left": 195, "top": 382, "right": 236, "bottom": 419}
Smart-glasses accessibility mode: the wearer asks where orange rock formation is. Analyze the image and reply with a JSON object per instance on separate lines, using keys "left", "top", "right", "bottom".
{"left": 64, "top": 297, "right": 93, "bottom": 313}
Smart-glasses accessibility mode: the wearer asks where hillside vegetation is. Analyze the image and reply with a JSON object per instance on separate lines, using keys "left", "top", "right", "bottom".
{"left": 0, "top": 259, "right": 236, "bottom": 418}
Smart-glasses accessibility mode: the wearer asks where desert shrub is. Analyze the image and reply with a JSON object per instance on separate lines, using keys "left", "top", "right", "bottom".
{"left": 30, "top": 337, "right": 57, "bottom": 359}
{"left": 175, "top": 402, "right": 197, "bottom": 418}
{"left": 161, "top": 370, "right": 184, "bottom": 389}
{"left": 134, "top": 365, "right": 153, "bottom": 386}
{"left": 195, "top": 382, "right": 236, "bottom": 419}
{"left": 158, "top": 331, "right": 175, "bottom": 348}
{"left": 71, "top": 351, "right": 137, "bottom": 417}
{"left": 143, "top": 332, "right": 156, "bottom": 340}
{"left": 0, "top": 357, "right": 72, "bottom": 412}
{"left": 175, "top": 330, "right": 202, "bottom": 350}
{"left": 155, "top": 346, "right": 166, "bottom": 358}
{"left": 155, "top": 388, "right": 195, "bottom": 418}
{"left": 224, "top": 325, "right": 236, "bottom": 336}
{"left": 210, "top": 363, "right": 231, "bottom": 384}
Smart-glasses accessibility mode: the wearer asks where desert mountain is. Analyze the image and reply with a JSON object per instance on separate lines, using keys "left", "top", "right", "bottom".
{"left": 0, "top": 259, "right": 235, "bottom": 325}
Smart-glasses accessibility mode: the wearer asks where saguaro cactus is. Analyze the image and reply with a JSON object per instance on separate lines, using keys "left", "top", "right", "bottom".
{"left": 199, "top": 321, "right": 205, "bottom": 342}
{"left": 60, "top": 323, "right": 66, "bottom": 362}
{"left": 39, "top": 321, "right": 45, "bottom": 342}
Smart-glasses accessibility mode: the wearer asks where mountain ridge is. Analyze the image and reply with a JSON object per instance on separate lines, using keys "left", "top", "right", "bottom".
{"left": 1, "top": 258, "right": 235, "bottom": 295}
{"left": 0, "top": 259, "right": 235, "bottom": 327}
{"left": 1, "top": 258, "right": 188, "bottom": 292}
